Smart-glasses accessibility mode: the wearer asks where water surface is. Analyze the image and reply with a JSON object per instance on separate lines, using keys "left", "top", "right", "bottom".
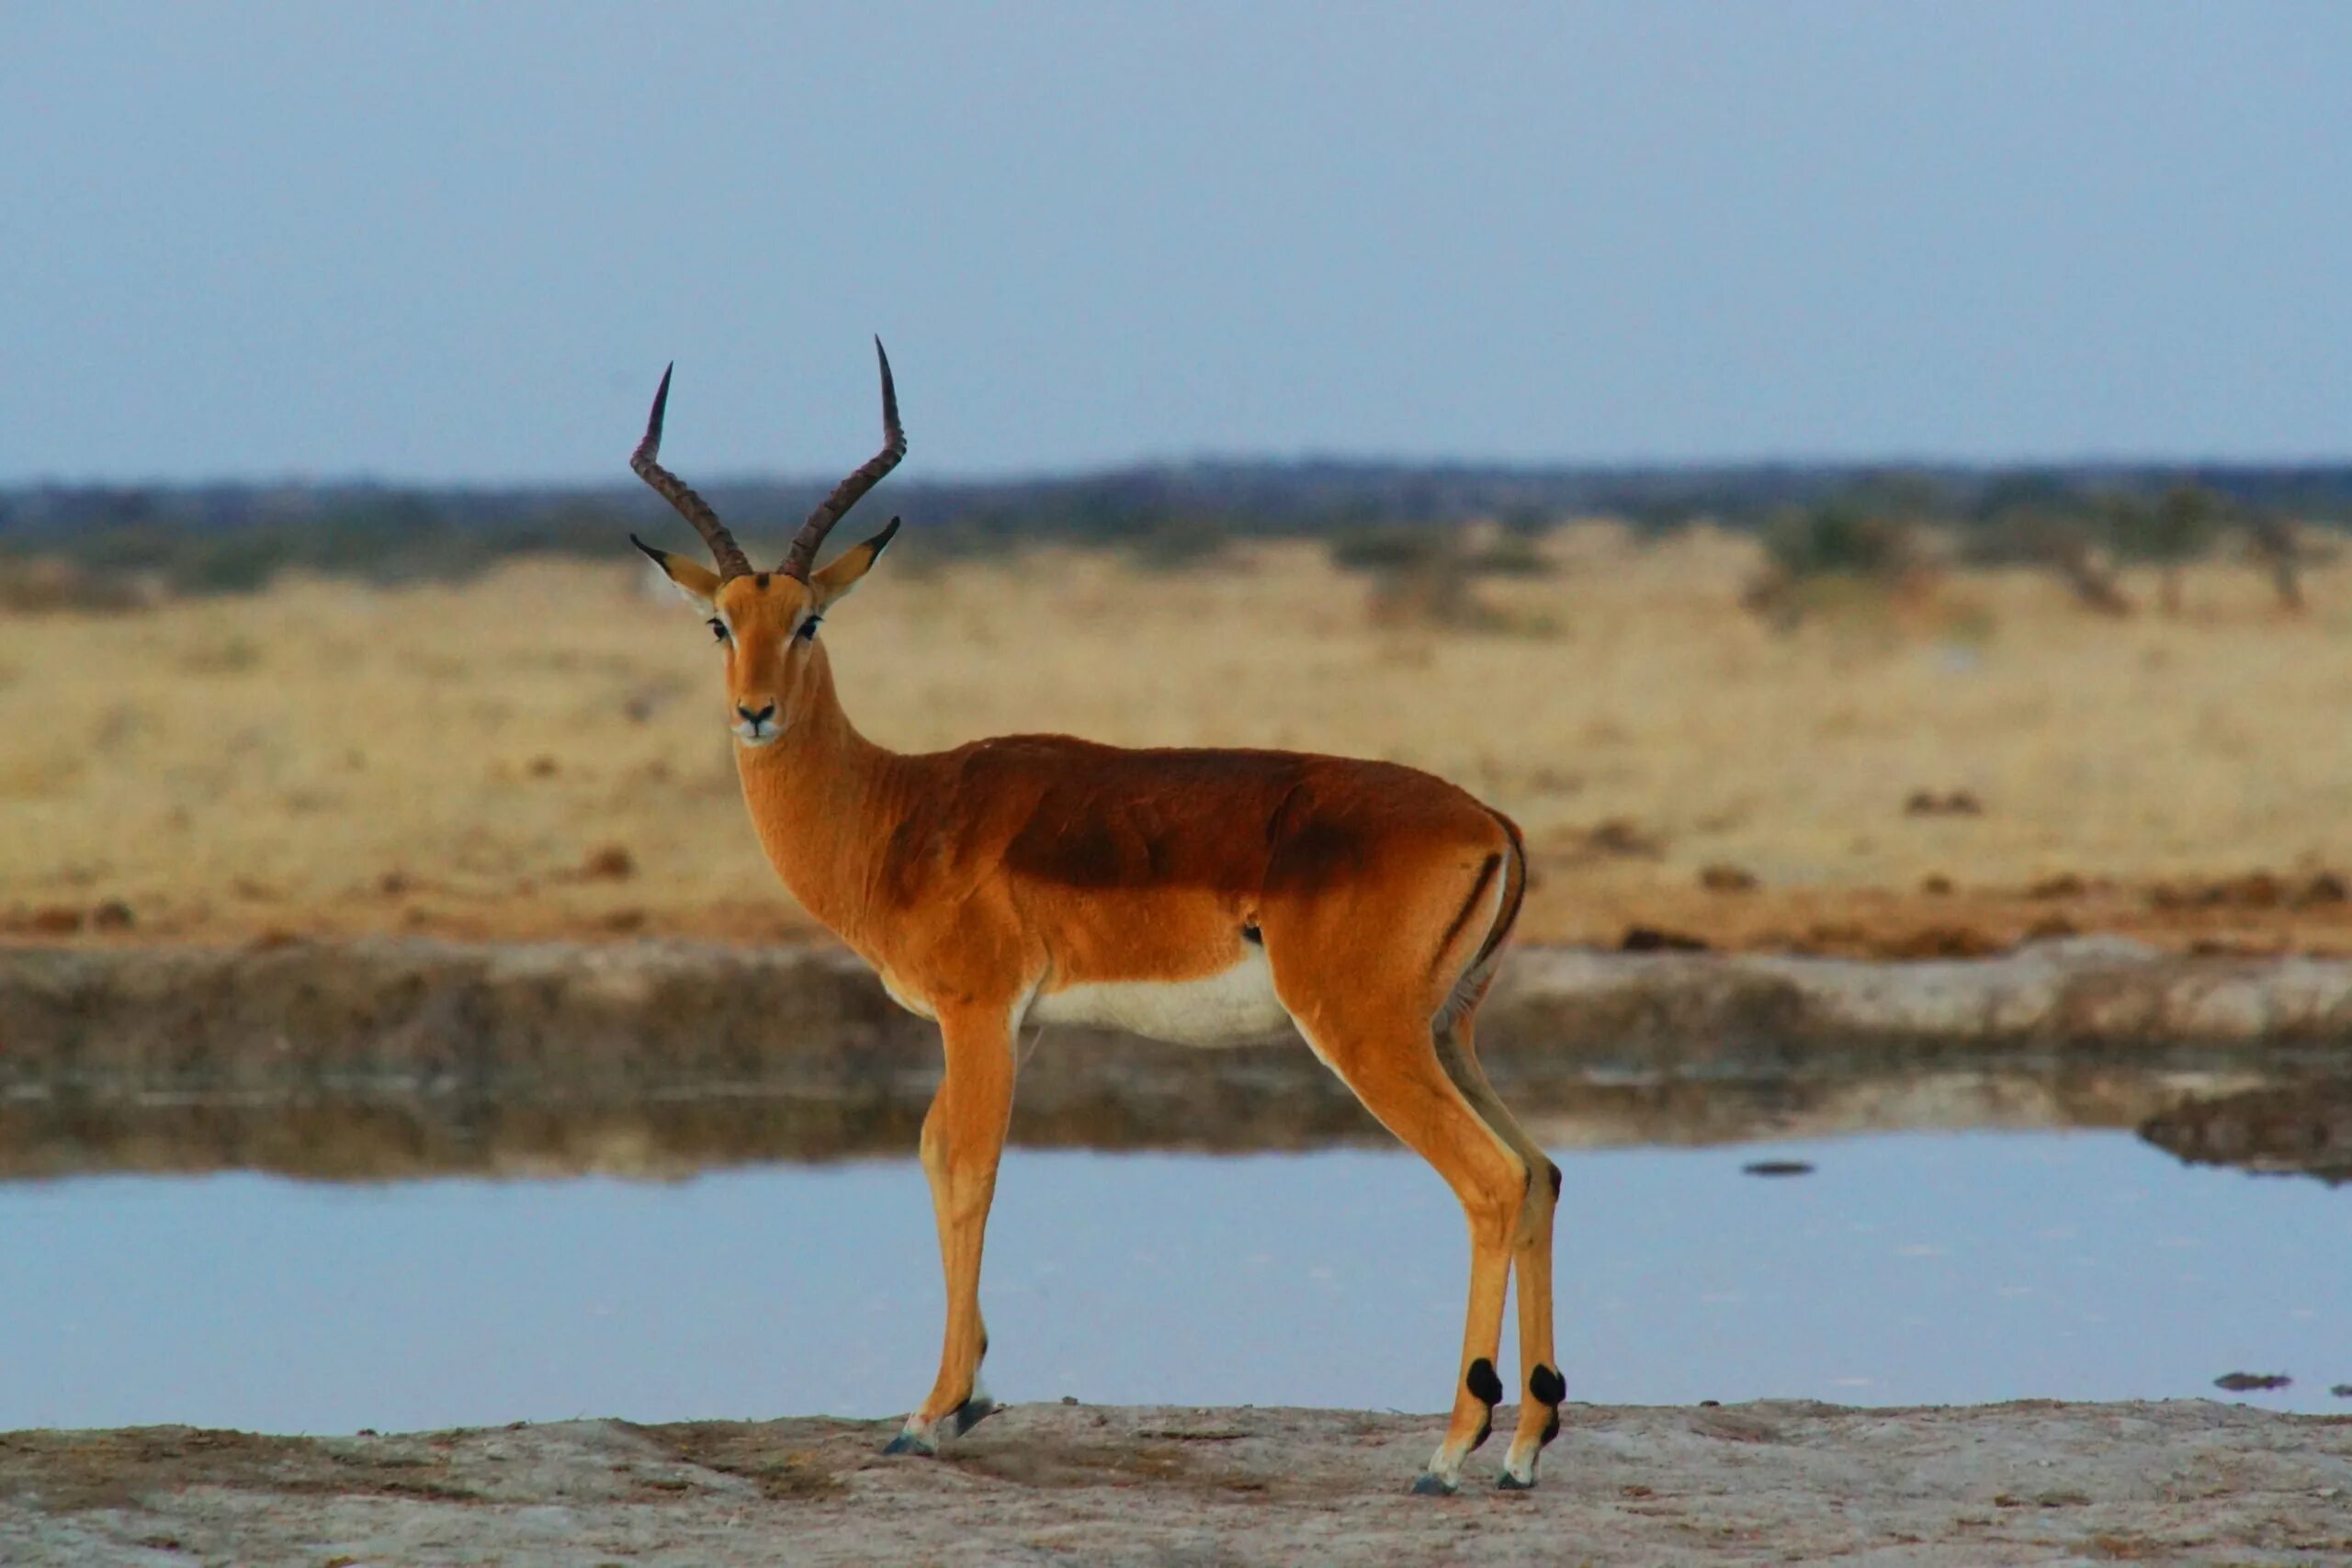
{"left": 3, "top": 1130, "right": 2343, "bottom": 1433}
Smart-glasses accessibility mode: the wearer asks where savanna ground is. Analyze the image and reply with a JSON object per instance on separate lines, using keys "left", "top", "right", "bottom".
{"left": 6, "top": 526, "right": 2352, "bottom": 957}
{"left": 8, "top": 531, "right": 2352, "bottom": 1563}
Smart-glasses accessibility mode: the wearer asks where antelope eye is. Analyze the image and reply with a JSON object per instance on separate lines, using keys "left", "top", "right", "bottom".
{"left": 708, "top": 619, "right": 729, "bottom": 642}
{"left": 797, "top": 616, "right": 822, "bottom": 642}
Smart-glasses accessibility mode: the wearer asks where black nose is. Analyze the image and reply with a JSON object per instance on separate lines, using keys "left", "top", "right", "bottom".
{"left": 737, "top": 703, "right": 775, "bottom": 727}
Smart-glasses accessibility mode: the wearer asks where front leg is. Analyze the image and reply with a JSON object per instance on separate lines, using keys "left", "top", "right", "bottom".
{"left": 884, "top": 998, "right": 1019, "bottom": 1455}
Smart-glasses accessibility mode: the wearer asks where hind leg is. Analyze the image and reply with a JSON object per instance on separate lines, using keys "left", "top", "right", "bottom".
{"left": 1437, "top": 1012, "right": 1563, "bottom": 1489}
{"left": 1290, "top": 1005, "right": 1529, "bottom": 1495}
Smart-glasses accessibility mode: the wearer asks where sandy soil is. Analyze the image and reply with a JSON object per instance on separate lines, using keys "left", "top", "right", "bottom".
{"left": 5, "top": 1401, "right": 2346, "bottom": 1566}
{"left": 9, "top": 538, "right": 2352, "bottom": 958}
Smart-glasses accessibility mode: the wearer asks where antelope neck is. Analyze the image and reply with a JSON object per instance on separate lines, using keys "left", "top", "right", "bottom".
{"left": 731, "top": 649, "right": 909, "bottom": 946}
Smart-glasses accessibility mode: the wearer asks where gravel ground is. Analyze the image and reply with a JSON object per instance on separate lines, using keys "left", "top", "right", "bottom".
{"left": 4, "top": 1400, "right": 2346, "bottom": 1566}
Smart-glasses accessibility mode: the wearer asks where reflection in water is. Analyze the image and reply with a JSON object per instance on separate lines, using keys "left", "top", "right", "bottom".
{"left": 5, "top": 1066, "right": 2349, "bottom": 1183}
{"left": 2140, "top": 1082, "right": 2352, "bottom": 1185}
{"left": 1, "top": 1134, "right": 2344, "bottom": 1435}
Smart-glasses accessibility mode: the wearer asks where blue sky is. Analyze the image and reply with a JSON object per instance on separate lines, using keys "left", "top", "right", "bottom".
{"left": 5, "top": 2, "right": 2347, "bottom": 482}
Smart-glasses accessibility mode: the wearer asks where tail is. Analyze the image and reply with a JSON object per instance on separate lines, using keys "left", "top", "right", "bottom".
{"left": 1435, "top": 810, "right": 1527, "bottom": 1027}
{"left": 1466, "top": 810, "right": 1527, "bottom": 981}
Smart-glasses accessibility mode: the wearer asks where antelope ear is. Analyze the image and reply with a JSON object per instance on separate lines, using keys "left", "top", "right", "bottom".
{"left": 809, "top": 517, "right": 900, "bottom": 610}
{"left": 632, "top": 534, "right": 721, "bottom": 615}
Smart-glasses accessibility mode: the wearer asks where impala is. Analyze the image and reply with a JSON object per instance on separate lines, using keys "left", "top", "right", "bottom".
{"left": 626, "top": 344, "right": 1564, "bottom": 1493}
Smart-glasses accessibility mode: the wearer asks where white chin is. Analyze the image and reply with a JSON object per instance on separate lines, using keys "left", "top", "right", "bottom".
{"left": 733, "top": 729, "right": 778, "bottom": 749}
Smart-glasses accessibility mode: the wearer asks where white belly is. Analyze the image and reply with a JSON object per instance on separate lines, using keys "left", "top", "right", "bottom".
{"left": 1027, "top": 948, "right": 1294, "bottom": 1048}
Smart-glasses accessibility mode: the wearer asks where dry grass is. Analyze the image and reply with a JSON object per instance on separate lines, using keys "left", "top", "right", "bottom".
{"left": 6, "top": 527, "right": 2352, "bottom": 953}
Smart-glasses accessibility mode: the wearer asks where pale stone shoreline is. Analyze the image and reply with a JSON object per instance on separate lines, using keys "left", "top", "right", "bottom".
{"left": 12, "top": 933, "right": 2352, "bottom": 1080}
{"left": 4, "top": 934, "right": 2348, "bottom": 1179}
{"left": 5, "top": 1401, "right": 2348, "bottom": 1566}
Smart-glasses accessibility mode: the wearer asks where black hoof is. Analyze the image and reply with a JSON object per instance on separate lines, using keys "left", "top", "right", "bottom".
{"left": 1409, "top": 1472, "right": 1459, "bottom": 1496}
{"left": 1497, "top": 1469, "right": 1537, "bottom": 1493}
{"left": 950, "top": 1395, "right": 998, "bottom": 1438}
{"left": 880, "top": 1430, "right": 935, "bottom": 1457}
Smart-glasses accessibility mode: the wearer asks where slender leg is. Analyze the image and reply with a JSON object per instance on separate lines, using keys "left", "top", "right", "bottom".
{"left": 884, "top": 1000, "right": 1017, "bottom": 1455}
{"left": 1438, "top": 1013, "right": 1563, "bottom": 1488}
{"left": 1296, "top": 1011, "right": 1528, "bottom": 1495}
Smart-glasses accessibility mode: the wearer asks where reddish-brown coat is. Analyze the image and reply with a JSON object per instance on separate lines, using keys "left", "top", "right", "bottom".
{"left": 738, "top": 682, "right": 1514, "bottom": 1010}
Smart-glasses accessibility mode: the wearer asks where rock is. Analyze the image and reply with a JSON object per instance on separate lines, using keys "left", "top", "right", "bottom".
{"left": 2295, "top": 872, "right": 2349, "bottom": 908}
{"left": 581, "top": 845, "right": 637, "bottom": 881}
{"left": 2213, "top": 1371, "right": 2292, "bottom": 1392}
{"left": 1575, "top": 818, "right": 1664, "bottom": 860}
{"left": 1905, "top": 791, "right": 1984, "bottom": 818}
{"left": 1620, "top": 925, "right": 1710, "bottom": 953}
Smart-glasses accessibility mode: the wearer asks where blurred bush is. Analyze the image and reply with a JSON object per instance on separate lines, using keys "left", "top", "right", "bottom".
{"left": 1329, "top": 521, "right": 1558, "bottom": 631}
{"left": 1125, "top": 514, "right": 1236, "bottom": 573}
{"left": 2105, "top": 485, "right": 2224, "bottom": 615}
{"left": 0, "top": 555, "right": 166, "bottom": 614}
{"left": 1758, "top": 501, "right": 1920, "bottom": 581}
{"left": 1744, "top": 501, "right": 1931, "bottom": 626}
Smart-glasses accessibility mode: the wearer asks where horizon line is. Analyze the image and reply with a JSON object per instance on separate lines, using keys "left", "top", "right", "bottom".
{"left": 11, "top": 449, "right": 2352, "bottom": 492}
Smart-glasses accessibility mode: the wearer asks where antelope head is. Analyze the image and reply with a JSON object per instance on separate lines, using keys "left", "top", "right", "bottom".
{"left": 629, "top": 340, "right": 906, "bottom": 748}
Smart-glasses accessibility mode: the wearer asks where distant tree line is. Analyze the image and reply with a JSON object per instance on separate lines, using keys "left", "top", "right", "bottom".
{"left": 3, "top": 463, "right": 2349, "bottom": 597}
{"left": 1750, "top": 472, "right": 2327, "bottom": 618}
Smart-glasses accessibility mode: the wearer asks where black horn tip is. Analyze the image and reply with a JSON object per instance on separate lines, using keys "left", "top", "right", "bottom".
{"left": 644, "top": 364, "right": 674, "bottom": 438}
{"left": 874, "top": 338, "right": 900, "bottom": 430}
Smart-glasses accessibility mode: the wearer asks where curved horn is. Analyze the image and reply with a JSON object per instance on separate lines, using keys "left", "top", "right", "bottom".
{"left": 631, "top": 365, "right": 752, "bottom": 581}
{"left": 782, "top": 337, "right": 906, "bottom": 581}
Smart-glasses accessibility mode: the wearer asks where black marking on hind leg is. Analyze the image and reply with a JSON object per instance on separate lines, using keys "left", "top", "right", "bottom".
{"left": 1528, "top": 1362, "right": 1566, "bottom": 1447}
{"left": 950, "top": 1334, "right": 994, "bottom": 1437}
{"left": 1464, "top": 1357, "right": 1503, "bottom": 1452}
{"left": 1240, "top": 922, "right": 1261, "bottom": 945}
{"left": 1546, "top": 1160, "right": 1563, "bottom": 1198}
